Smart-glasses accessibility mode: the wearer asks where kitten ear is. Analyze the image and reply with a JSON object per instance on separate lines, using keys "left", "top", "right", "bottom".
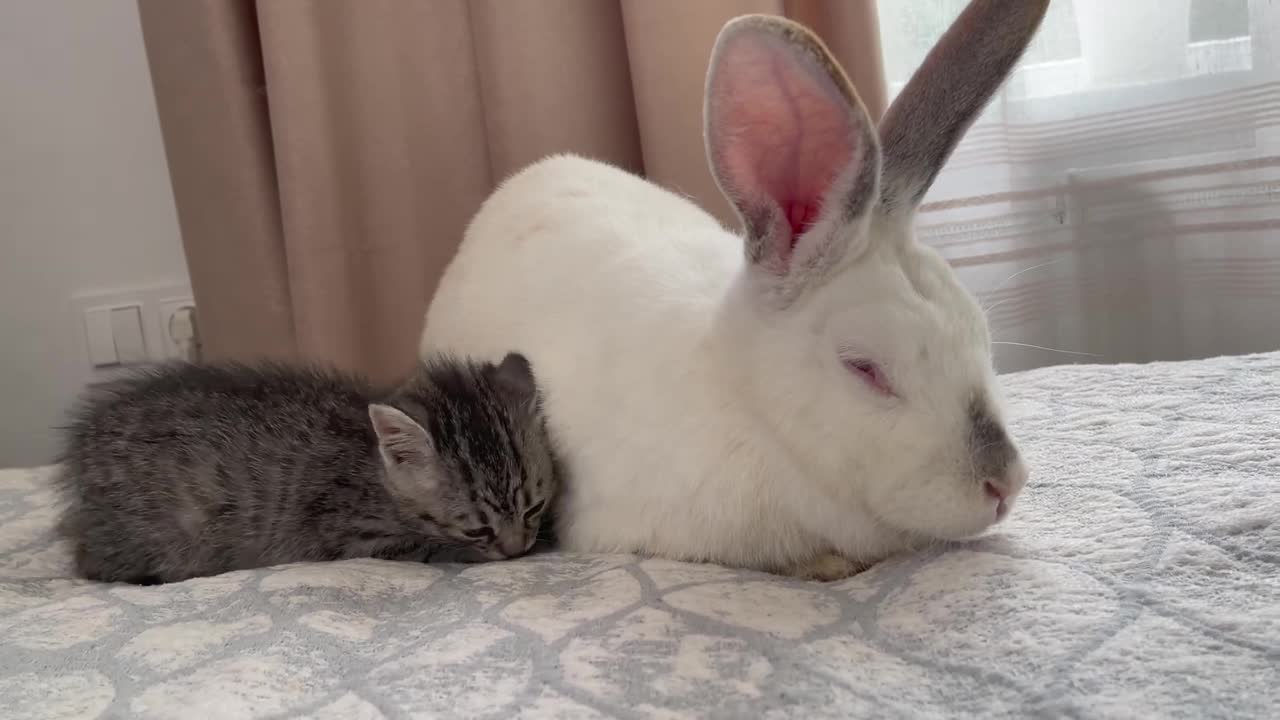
{"left": 488, "top": 353, "right": 539, "bottom": 409}
{"left": 368, "top": 404, "right": 435, "bottom": 470}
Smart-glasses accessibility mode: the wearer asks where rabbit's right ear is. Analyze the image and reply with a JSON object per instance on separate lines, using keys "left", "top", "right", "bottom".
{"left": 705, "top": 16, "right": 880, "bottom": 304}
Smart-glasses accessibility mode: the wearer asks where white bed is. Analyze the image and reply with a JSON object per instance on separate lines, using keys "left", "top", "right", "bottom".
{"left": 1, "top": 352, "right": 1277, "bottom": 719}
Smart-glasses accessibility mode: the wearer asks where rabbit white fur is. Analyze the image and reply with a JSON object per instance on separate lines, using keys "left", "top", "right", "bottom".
{"left": 420, "top": 0, "right": 1048, "bottom": 580}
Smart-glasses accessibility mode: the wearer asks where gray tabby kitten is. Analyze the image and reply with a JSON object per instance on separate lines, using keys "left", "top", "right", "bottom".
{"left": 55, "top": 352, "right": 558, "bottom": 585}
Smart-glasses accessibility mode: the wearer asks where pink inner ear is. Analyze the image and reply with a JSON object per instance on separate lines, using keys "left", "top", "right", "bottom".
{"left": 786, "top": 202, "right": 822, "bottom": 250}
{"left": 709, "top": 29, "right": 860, "bottom": 263}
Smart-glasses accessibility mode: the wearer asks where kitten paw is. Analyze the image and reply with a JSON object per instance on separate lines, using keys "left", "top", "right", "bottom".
{"left": 791, "top": 552, "right": 867, "bottom": 582}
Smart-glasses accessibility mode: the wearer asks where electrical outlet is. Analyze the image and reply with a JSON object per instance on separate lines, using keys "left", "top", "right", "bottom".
{"left": 71, "top": 283, "right": 196, "bottom": 370}
{"left": 158, "top": 297, "right": 199, "bottom": 361}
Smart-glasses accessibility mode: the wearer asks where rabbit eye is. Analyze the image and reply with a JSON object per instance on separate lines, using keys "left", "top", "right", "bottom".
{"left": 843, "top": 358, "right": 894, "bottom": 396}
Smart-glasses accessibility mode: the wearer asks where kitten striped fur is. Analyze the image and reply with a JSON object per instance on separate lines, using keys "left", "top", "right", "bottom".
{"left": 54, "top": 353, "right": 559, "bottom": 584}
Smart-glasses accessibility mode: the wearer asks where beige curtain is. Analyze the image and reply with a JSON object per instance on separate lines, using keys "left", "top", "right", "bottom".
{"left": 138, "top": 0, "right": 886, "bottom": 384}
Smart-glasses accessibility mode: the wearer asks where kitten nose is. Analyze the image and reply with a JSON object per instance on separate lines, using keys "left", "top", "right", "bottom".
{"left": 498, "top": 530, "right": 527, "bottom": 558}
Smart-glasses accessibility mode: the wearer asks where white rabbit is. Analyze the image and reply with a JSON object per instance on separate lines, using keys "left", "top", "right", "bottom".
{"left": 419, "top": 0, "right": 1048, "bottom": 580}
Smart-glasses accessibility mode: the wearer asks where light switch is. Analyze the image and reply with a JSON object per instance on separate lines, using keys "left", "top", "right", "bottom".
{"left": 110, "top": 305, "right": 148, "bottom": 364}
{"left": 84, "top": 307, "right": 118, "bottom": 367}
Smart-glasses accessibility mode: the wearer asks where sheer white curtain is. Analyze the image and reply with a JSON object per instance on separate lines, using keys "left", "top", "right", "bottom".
{"left": 879, "top": 0, "right": 1280, "bottom": 372}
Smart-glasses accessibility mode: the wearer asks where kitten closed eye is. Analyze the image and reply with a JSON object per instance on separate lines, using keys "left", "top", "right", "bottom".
{"left": 523, "top": 501, "right": 545, "bottom": 522}
{"left": 463, "top": 527, "right": 496, "bottom": 542}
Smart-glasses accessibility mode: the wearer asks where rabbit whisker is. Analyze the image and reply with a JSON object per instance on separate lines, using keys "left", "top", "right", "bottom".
{"left": 991, "top": 341, "right": 1100, "bottom": 357}
{"left": 981, "top": 259, "right": 1061, "bottom": 312}
{"left": 982, "top": 296, "right": 1017, "bottom": 318}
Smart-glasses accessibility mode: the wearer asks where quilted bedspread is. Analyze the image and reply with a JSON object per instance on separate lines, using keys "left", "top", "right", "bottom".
{"left": 1, "top": 353, "right": 1277, "bottom": 719}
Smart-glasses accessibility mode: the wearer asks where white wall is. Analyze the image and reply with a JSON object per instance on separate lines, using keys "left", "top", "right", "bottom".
{"left": 0, "top": 0, "right": 189, "bottom": 466}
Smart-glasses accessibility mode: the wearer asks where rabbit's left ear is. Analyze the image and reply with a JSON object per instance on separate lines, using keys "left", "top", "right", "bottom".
{"left": 705, "top": 15, "right": 881, "bottom": 302}
{"left": 877, "top": 0, "right": 1050, "bottom": 214}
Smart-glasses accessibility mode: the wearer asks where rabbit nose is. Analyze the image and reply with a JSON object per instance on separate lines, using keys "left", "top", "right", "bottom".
{"left": 985, "top": 458, "right": 1028, "bottom": 520}
{"left": 1005, "top": 458, "right": 1029, "bottom": 496}
{"left": 983, "top": 481, "right": 1010, "bottom": 521}
{"left": 986, "top": 457, "right": 1028, "bottom": 498}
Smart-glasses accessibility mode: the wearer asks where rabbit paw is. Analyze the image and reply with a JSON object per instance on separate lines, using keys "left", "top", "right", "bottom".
{"left": 792, "top": 552, "right": 867, "bottom": 582}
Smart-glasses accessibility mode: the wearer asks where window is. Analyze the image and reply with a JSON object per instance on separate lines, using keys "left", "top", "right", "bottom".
{"left": 880, "top": 0, "right": 1262, "bottom": 103}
